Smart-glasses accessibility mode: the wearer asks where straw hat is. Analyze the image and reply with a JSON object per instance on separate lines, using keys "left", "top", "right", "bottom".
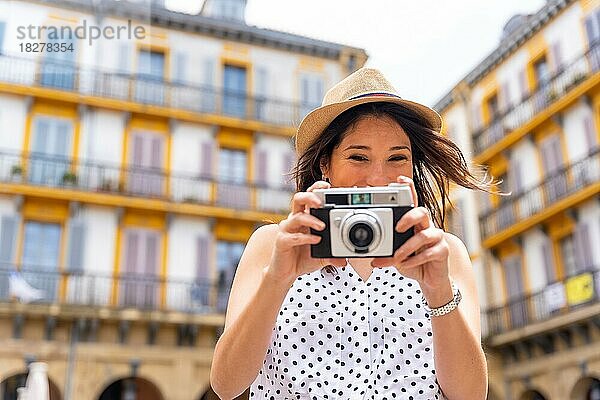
{"left": 295, "top": 67, "right": 443, "bottom": 155}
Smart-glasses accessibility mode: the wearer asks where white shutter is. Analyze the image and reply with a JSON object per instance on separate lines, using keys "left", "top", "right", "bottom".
{"left": 550, "top": 41, "right": 563, "bottom": 72}
{"left": 0, "top": 215, "right": 19, "bottom": 268}
{"left": 118, "top": 43, "right": 132, "bottom": 73}
{"left": 66, "top": 220, "right": 86, "bottom": 272}
{"left": 196, "top": 236, "right": 209, "bottom": 281}
{"left": 174, "top": 52, "right": 187, "bottom": 83}
{"left": 255, "top": 148, "right": 268, "bottom": 185}
{"left": 200, "top": 141, "right": 214, "bottom": 178}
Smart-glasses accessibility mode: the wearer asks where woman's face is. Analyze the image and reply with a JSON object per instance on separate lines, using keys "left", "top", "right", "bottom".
{"left": 322, "top": 115, "right": 413, "bottom": 187}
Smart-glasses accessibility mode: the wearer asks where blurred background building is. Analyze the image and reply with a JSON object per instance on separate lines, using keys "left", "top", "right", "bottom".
{"left": 0, "top": 0, "right": 366, "bottom": 398}
{"left": 435, "top": 0, "right": 600, "bottom": 399}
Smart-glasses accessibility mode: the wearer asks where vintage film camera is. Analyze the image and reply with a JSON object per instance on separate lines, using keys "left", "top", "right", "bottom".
{"left": 309, "top": 183, "right": 415, "bottom": 258}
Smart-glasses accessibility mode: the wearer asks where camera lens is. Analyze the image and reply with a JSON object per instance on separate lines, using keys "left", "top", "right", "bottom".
{"left": 348, "top": 222, "right": 374, "bottom": 249}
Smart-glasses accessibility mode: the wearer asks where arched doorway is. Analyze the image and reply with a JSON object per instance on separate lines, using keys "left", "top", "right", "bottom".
{"left": 570, "top": 377, "right": 600, "bottom": 400}
{"left": 0, "top": 372, "right": 62, "bottom": 400}
{"left": 198, "top": 386, "right": 249, "bottom": 400}
{"left": 98, "top": 377, "right": 163, "bottom": 400}
{"left": 519, "top": 390, "right": 548, "bottom": 400}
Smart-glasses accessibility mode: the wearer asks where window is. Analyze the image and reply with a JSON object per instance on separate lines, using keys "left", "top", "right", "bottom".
{"left": 540, "top": 134, "right": 567, "bottom": 201}
{"left": 218, "top": 148, "right": 246, "bottom": 183}
{"left": 127, "top": 132, "right": 165, "bottom": 196}
{"left": 138, "top": 50, "right": 165, "bottom": 80}
{"left": 534, "top": 57, "right": 551, "bottom": 87}
{"left": 223, "top": 64, "right": 247, "bottom": 117}
{"left": 503, "top": 255, "right": 527, "bottom": 328}
{"left": 585, "top": 9, "right": 600, "bottom": 70}
{"left": 0, "top": 21, "right": 5, "bottom": 54}
{"left": 40, "top": 30, "right": 76, "bottom": 89}
{"left": 217, "top": 148, "right": 249, "bottom": 208}
{"left": 135, "top": 50, "right": 165, "bottom": 104}
{"left": 21, "top": 222, "right": 62, "bottom": 301}
{"left": 29, "top": 117, "right": 73, "bottom": 186}
{"left": 300, "top": 73, "right": 324, "bottom": 117}
{"left": 120, "top": 229, "right": 161, "bottom": 308}
{"left": 584, "top": 9, "right": 600, "bottom": 46}
{"left": 487, "top": 94, "right": 500, "bottom": 120}
{"left": 216, "top": 241, "right": 245, "bottom": 310}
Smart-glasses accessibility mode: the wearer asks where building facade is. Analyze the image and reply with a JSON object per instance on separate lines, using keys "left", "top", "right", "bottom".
{"left": 0, "top": 0, "right": 367, "bottom": 399}
{"left": 434, "top": 0, "right": 600, "bottom": 399}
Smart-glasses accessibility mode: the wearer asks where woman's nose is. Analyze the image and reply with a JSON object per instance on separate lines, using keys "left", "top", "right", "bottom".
{"left": 365, "top": 164, "right": 389, "bottom": 186}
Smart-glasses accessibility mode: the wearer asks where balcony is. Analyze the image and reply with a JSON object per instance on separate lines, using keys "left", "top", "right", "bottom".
{"left": 473, "top": 41, "right": 600, "bottom": 159}
{"left": 0, "top": 150, "right": 294, "bottom": 218}
{"left": 480, "top": 147, "right": 600, "bottom": 246}
{"left": 0, "top": 53, "right": 305, "bottom": 131}
{"left": 486, "top": 267, "right": 600, "bottom": 338}
{"left": 0, "top": 263, "right": 230, "bottom": 315}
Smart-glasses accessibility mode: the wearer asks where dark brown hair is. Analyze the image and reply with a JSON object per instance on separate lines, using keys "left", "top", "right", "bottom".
{"left": 292, "top": 101, "right": 494, "bottom": 230}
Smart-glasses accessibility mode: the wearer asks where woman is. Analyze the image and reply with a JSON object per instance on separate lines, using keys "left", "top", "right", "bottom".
{"left": 211, "top": 68, "right": 490, "bottom": 399}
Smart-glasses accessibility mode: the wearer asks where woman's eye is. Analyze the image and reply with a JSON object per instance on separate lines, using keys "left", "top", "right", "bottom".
{"left": 349, "top": 155, "right": 368, "bottom": 161}
{"left": 389, "top": 155, "right": 408, "bottom": 161}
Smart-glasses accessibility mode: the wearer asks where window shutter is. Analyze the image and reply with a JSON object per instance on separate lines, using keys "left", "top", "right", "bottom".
{"left": 0, "top": 22, "right": 6, "bottom": 54}
{"left": 145, "top": 232, "right": 159, "bottom": 276}
{"left": 200, "top": 141, "right": 214, "bottom": 178}
{"left": 123, "top": 230, "right": 140, "bottom": 274}
{"left": 501, "top": 82, "right": 512, "bottom": 112}
{"left": 541, "top": 240, "right": 555, "bottom": 283}
{"left": 118, "top": 43, "right": 132, "bottom": 73}
{"left": 518, "top": 68, "right": 529, "bottom": 101}
{"left": 551, "top": 41, "right": 563, "bottom": 72}
{"left": 174, "top": 52, "right": 187, "bottom": 83}
{"left": 150, "top": 136, "right": 163, "bottom": 169}
{"left": 255, "top": 148, "right": 267, "bottom": 185}
{"left": 0, "top": 215, "right": 19, "bottom": 268}
{"left": 66, "top": 220, "right": 86, "bottom": 272}
{"left": 504, "top": 256, "right": 524, "bottom": 298}
{"left": 255, "top": 67, "right": 268, "bottom": 97}
{"left": 584, "top": 115, "right": 597, "bottom": 149}
{"left": 202, "top": 58, "right": 215, "bottom": 87}
{"left": 574, "top": 223, "right": 593, "bottom": 271}
{"left": 510, "top": 159, "right": 523, "bottom": 194}
{"left": 196, "top": 236, "right": 209, "bottom": 281}
{"left": 131, "top": 134, "right": 144, "bottom": 167}
{"left": 586, "top": 17, "right": 595, "bottom": 46}
{"left": 471, "top": 103, "right": 482, "bottom": 130}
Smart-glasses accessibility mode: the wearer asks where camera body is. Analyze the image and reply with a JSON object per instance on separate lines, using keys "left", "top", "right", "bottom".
{"left": 309, "top": 183, "right": 415, "bottom": 258}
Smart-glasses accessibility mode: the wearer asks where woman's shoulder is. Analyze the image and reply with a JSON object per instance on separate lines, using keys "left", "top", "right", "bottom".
{"left": 245, "top": 223, "right": 279, "bottom": 252}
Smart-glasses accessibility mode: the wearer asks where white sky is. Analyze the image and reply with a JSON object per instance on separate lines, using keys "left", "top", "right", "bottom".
{"left": 168, "top": 0, "right": 546, "bottom": 106}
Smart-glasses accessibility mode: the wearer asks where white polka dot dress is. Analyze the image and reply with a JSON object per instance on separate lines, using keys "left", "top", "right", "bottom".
{"left": 249, "top": 265, "right": 447, "bottom": 399}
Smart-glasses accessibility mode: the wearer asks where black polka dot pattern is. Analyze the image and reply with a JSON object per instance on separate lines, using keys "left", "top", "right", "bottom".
{"left": 249, "top": 266, "right": 445, "bottom": 399}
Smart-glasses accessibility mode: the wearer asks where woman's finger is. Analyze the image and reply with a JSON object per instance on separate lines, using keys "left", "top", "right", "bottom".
{"left": 307, "top": 180, "right": 331, "bottom": 192}
{"left": 394, "top": 228, "right": 444, "bottom": 263}
{"left": 397, "top": 175, "right": 418, "bottom": 207}
{"left": 396, "top": 206, "right": 431, "bottom": 233}
{"left": 279, "top": 213, "right": 326, "bottom": 233}
{"left": 291, "top": 191, "right": 322, "bottom": 214}
{"left": 396, "top": 241, "right": 449, "bottom": 269}
{"left": 275, "top": 232, "right": 322, "bottom": 251}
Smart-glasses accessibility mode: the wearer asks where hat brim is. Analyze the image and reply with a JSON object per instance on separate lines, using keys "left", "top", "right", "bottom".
{"left": 295, "top": 96, "right": 443, "bottom": 155}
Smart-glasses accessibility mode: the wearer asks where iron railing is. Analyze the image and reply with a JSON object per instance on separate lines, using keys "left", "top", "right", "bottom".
{"left": 473, "top": 40, "right": 600, "bottom": 154}
{"left": 486, "top": 267, "right": 600, "bottom": 337}
{"left": 480, "top": 147, "right": 600, "bottom": 239}
{"left": 0, "top": 264, "right": 231, "bottom": 313}
{"left": 0, "top": 53, "right": 313, "bottom": 127}
{"left": 0, "top": 150, "right": 294, "bottom": 214}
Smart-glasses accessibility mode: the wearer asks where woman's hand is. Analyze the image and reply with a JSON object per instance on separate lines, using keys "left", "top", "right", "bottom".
{"left": 371, "top": 176, "right": 451, "bottom": 293}
{"left": 266, "top": 181, "right": 347, "bottom": 285}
